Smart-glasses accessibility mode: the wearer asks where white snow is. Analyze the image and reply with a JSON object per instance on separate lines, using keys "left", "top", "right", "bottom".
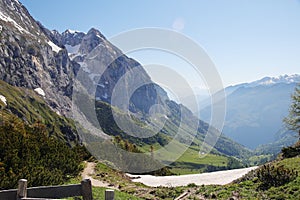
{"left": 47, "top": 41, "right": 62, "bottom": 53}
{"left": 65, "top": 44, "right": 80, "bottom": 54}
{"left": 102, "top": 93, "right": 108, "bottom": 99}
{"left": 0, "top": 95, "right": 7, "bottom": 106}
{"left": 97, "top": 83, "right": 105, "bottom": 88}
{"left": 0, "top": 11, "right": 29, "bottom": 34}
{"left": 66, "top": 29, "right": 81, "bottom": 34}
{"left": 127, "top": 166, "right": 258, "bottom": 187}
{"left": 248, "top": 74, "right": 300, "bottom": 87}
{"left": 34, "top": 88, "right": 45, "bottom": 97}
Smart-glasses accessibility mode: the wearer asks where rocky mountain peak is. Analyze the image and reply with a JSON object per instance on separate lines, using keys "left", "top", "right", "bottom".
{"left": 61, "top": 29, "right": 85, "bottom": 47}
{"left": 78, "top": 28, "right": 106, "bottom": 55}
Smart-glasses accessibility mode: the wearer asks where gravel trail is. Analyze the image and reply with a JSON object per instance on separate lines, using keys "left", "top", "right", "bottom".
{"left": 81, "top": 162, "right": 117, "bottom": 189}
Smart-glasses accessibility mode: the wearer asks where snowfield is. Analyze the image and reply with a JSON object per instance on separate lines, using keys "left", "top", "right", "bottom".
{"left": 127, "top": 166, "right": 258, "bottom": 187}
{"left": 47, "top": 41, "right": 62, "bottom": 53}
{"left": 34, "top": 88, "right": 45, "bottom": 97}
{"left": 0, "top": 95, "right": 7, "bottom": 105}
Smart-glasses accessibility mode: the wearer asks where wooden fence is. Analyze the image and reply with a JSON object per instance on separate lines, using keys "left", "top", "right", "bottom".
{"left": 0, "top": 179, "right": 115, "bottom": 200}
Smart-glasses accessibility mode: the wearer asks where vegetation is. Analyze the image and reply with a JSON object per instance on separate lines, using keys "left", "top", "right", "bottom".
{"left": 256, "top": 163, "right": 298, "bottom": 190}
{"left": 284, "top": 83, "right": 300, "bottom": 137}
{"left": 0, "top": 118, "right": 89, "bottom": 189}
{"left": 0, "top": 80, "right": 79, "bottom": 143}
{"left": 0, "top": 81, "right": 91, "bottom": 189}
{"left": 187, "top": 149, "right": 300, "bottom": 199}
{"left": 89, "top": 161, "right": 184, "bottom": 199}
{"left": 169, "top": 145, "right": 244, "bottom": 175}
{"left": 281, "top": 141, "right": 300, "bottom": 158}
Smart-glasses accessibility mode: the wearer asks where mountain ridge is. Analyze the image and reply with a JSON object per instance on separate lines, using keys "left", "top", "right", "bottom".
{"left": 199, "top": 75, "right": 299, "bottom": 149}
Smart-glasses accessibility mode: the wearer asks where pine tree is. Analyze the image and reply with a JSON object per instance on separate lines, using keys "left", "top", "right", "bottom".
{"left": 284, "top": 84, "right": 300, "bottom": 140}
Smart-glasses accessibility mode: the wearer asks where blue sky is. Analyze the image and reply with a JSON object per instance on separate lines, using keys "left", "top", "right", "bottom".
{"left": 19, "top": 0, "right": 300, "bottom": 89}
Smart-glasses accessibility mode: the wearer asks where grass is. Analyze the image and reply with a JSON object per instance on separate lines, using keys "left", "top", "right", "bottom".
{"left": 248, "top": 154, "right": 274, "bottom": 165}
{"left": 0, "top": 80, "right": 78, "bottom": 144}
{"left": 64, "top": 155, "right": 299, "bottom": 199}
{"left": 194, "top": 156, "right": 300, "bottom": 199}
{"left": 176, "top": 146, "right": 228, "bottom": 165}
{"left": 92, "top": 187, "right": 143, "bottom": 200}
{"left": 140, "top": 140, "right": 230, "bottom": 175}
{"left": 89, "top": 161, "right": 185, "bottom": 199}
{"left": 168, "top": 145, "right": 229, "bottom": 175}
{"left": 64, "top": 186, "right": 142, "bottom": 200}
{"left": 65, "top": 163, "right": 143, "bottom": 200}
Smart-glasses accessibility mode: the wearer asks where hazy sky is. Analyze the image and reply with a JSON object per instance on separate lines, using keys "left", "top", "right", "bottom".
{"left": 19, "top": 0, "right": 300, "bottom": 90}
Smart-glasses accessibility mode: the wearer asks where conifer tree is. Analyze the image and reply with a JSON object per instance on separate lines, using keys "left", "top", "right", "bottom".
{"left": 284, "top": 84, "right": 300, "bottom": 140}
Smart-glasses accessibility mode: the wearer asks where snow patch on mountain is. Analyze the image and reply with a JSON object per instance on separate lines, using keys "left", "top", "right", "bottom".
{"left": 248, "top": 74, "right": 300, "bottom": 87}
{"left": 0, "top": 11, "right": 29, "bottom": 34}
{"left": 34, "top": 88, "right": 45, "bottom": 97}
{"left": 65, "top": 29, "right": 82, "bottom": 34}
{"left": 47, "top": 41, "right": 61, "bottom": 53}
{"left": 0, "top": 95, "right": 7, "bottom": 106}
{"left": 227, "top": 74, "right": 300, "bottom": 91}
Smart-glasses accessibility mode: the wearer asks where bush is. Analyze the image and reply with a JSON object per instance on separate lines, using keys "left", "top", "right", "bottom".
{"left": 0, "top": 119, "right": 86, "bottom": 189}
{"left": 281, "top": 142, "right": 300, "bottom": 158}
{"left": 256, "top": 164, "right": 298, "bottom": 190}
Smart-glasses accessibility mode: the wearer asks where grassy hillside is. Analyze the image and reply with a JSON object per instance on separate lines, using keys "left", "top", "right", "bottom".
{"left": 0, "top": 80, "right": 79, "bottom": 143}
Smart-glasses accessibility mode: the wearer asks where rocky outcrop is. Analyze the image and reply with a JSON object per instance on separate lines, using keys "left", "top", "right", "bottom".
{"left": 0, "top": 0, "right": 77, "bottom": 115}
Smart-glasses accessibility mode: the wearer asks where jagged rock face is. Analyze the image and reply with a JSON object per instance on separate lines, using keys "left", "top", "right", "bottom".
{"left": 62, "top": 30, "right": 85, "bottom": 46}
{"left": 60, "top": 28, "right": 168, "bottom": 115}
{"left": 0, "top": 0, "right": 75, "bottom": 115}
{"left": 78, "top": 28, "right": 107, "bottom": 55}
{"left": 53, "top": 29, "right": 85, "bottom": 47}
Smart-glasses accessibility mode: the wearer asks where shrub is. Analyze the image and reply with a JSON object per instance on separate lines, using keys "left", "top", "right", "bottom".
{"left": 281, "top": 142, "right": 300, "bottom": 158}
{"left": 256, "top": 164, "right": 298, "bottom": 190}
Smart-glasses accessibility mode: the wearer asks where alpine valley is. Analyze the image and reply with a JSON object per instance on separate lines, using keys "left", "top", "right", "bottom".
{"left": 0, "top": 0, "right": 252, "bottom": 186}
{"left": 1, "top": 1, "right": 300, "bottom": 199}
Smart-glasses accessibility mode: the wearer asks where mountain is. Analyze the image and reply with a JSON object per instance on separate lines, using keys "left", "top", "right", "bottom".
{"left": 0, "top": 0, "right": 251, "bottom": 175}
{"left": 200, "top": 74, "right": 299, "bottom": 149}
{"left": 0, "top": 0, "right": 78, "bottom": 116}
{"left": 55, "top": 27, "right": 251, "bottom": 171}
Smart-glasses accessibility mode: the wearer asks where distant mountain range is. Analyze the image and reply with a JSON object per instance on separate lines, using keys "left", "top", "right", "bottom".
{"left": 200, "top": 74, "right": 299, "bottom": 149}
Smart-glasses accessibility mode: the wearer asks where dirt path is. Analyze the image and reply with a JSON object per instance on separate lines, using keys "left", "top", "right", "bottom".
{"left": 127, "top": 166, "right": 258, "bottom": 187}
{"left": 81, "top": 162, "right": 117, "bottom": 189}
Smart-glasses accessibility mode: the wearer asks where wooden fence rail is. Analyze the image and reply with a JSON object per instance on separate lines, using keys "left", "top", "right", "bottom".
{"left": 0, "top": 179, "right": 115, "bottom": 200}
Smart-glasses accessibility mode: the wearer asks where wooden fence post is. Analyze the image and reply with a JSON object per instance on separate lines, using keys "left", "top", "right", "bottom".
{"left": 17, "top": 179, "right": 27, "bottom": 200}
{"left": 81, "top": 179, "right": 93, "bottom": 200}
{"left": 105, "top": 189, "right": 114, "bottom": 200}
